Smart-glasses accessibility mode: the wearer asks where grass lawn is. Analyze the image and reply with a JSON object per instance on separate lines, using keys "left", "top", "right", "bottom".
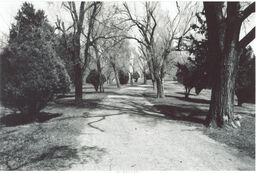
{"left": 0, "top": 84, "right": 120, "bottom": 170}
{"left": 143, "top": 80, "right": 255, "bottom": 159}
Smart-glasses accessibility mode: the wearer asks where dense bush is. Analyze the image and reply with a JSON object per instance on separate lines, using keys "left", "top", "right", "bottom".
{"left": 0, "top": 2, "right": 70, "bottom": 119}
{"left": 176, "top": 60, "right": 211, "bottom": 98}
{"left": 86, "top": 69, "right": 106, "bottom": 92}
{"left": 132, "top": 71, "right": 140, "bottom": 82}
{"left": 118, "top": 70, "right": 129, "bottom": 85}
{"left": 177, "top": 11, "right": 210, "bottom": 96}
{"left": 55, "top": 33, "right": 75, "bottom": 83}
{"left": 145, "top": 72, "right": 152, "bottom": 80}
{"left": 235, "top": 46, "right": 255, "bottom": 106}
{"left": 176, "top": 62, "right": 197, "bottom": 98}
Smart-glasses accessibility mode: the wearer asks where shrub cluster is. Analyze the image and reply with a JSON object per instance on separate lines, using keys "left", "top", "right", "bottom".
{"left": 235, "top": 47, "right": 255, "bottom": 105}
{"left": 118, "top": 70, "right": 129, "bottom": 85}
{"left": 86, "top": 69, "right": 106, "bottom": 92}
{"left": 132, "top": 71, "right": 140, "bottom": 82}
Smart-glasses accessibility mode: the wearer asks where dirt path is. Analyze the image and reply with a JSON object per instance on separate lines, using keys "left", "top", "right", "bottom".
{"left": 70, "top": 85, "right": 255, "bottom": 171}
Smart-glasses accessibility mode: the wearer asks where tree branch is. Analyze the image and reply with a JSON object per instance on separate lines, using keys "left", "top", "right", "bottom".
{"left": 123, "top": 3, "right": 145, "bottom": 34}
{"left": 71, "top": 2, "right": 78, "bottom": 22}
{"left": 240, "top": 2, "right": 255, "bottom": 22}
{"left": 124, "top": 35, "right": 147, "bottom": 47}
{"left": 149, "top": 9, "right": 157, "bottom": 44}
{"left": 238, "top": 27, "right": 255, "bottom": 48}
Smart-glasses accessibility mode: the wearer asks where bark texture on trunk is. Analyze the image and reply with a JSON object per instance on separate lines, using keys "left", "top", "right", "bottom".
{"left": 151, "top": 73, "right": 156, "bottom": 90}
{"left": 155, "top": 76, "right": 164, "bottom": 98}
{"left": 74, "top": 29, "right": 83, "bottom": 103}
{"left": 152, "top": 80, "right": 155, "bottom": 90}
{"left": 73, "top": 2, "right": 86, "bottom": 104}
{"left": 112, "top": 63, "right": 120, "bottom": 88}
{"left": 147, "top": 60, "right": 156, "bottom": 90}
{"left": 204, "top": 2, "right": 255, "bottom": 128}
{"left": 74, "top": 64, "right": 83, "bottom": 103}
{"left": 96, "top": 50, "right": 104, "bottom": 93}
{"left": 204, "top": 2, "right": 224, "bottom": 127}
{"left": 143, "top": 71, "right": 147, "bottom": 84}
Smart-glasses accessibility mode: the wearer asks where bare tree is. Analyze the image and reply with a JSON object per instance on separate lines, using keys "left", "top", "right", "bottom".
{"left": 107, "top": 39, "right": 131, "bottom": 88}
{"left": 136, "top": 54, "right": 148, "bottom": 84}
{"left": 122, "top": 2, "right": 197, "bottom": 98}
{"left": 55, "top": 2, "right": 102, "bottom": 104}
{"left": 137, "top": 43, "right": 153, "bottom": 86}
{"left": 204, "top": 2, "right": 255, "bottom": 128}
{"left": 89, "top": 3, "right": 128, "bottom": 91}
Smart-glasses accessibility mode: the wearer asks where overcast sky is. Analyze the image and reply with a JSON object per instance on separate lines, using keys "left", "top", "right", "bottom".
{"left": 0, "top": 1, "right": 255, "bottom": 52}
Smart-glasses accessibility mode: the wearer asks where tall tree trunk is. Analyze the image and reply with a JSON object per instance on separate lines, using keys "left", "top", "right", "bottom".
{"left": 204, "top": 2, "right": 224, "bottom": 127}
{"left": 155, "top": 76, "right": 164, "bottom": 98}
{"left": 73, "top": 2, "right": 86, "bottom": 104}
{"left": 74, "top": 64, "right": 83, "bottom": 103}
{"left": 216, "top": 28, "right": 241, "bottom": 127}
{"left": 143, "top": 71, "right": 147, "bottom": 84}
{"left": 130, "top": 72, "right": 133, "bottom": 86}
{"left": 56, "top": 2, "right": 86, "bottom": 105}
{"left": 112, "top": 63, "right": 120, "bottom": 88}
{"left": 74, "top": 35, "right": 83, "bottom": 103}
{"left": 147, "top": 60, "right": 155, "bottom": 90}
{"left": 152, "top": 81, "right": 155, "bottom": 90}
{"left": 96, "top": 49, "right": 104, "bottom": 93}
{"left": 151, "top": 72, "right": 155, "bottom": 90}
{"left": 204, "top": 2, "right": 255, "bottom": 127}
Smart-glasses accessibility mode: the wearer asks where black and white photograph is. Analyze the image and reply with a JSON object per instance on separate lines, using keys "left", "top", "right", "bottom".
{"left": 0, "top": 0, "right": 255, "bottom": 171}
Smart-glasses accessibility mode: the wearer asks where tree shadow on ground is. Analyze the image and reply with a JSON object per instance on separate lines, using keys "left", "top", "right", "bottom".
{"left": 62, "top": 90, "right": 144, "bottom": 99}
{"left": 1, "top": 145, "right": 106, "bottom": 170}
{"left": 57, "top": 92, "right": 102, "bottom": 98}
{"left": 142, "top": 93, "right": 157, "bottom": 98}
{"left": 153, "top": 105, "right": 207, "bottom": 124}
{"left": 64, "top": 90, "right": 142, "bottom": 97}
{"left": 76, "top": 98, "right": 208, "bottom": 132}
{"left": 54, "top": 98, "right": 101, "bottom": 109}
{"left": 166, "top": 95, "right": 210, "bottom": 104}
{"left": 106, "top": 91, "right": 144, "bottom": 98}
{"left": 0, "top": 112, "right": 62, "bottom": 127}
{"left": 50, "top": 88, "right": 209, "bottom": 132}
{"left": 175, "top": 91, "right": 197, "bottom": 96}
